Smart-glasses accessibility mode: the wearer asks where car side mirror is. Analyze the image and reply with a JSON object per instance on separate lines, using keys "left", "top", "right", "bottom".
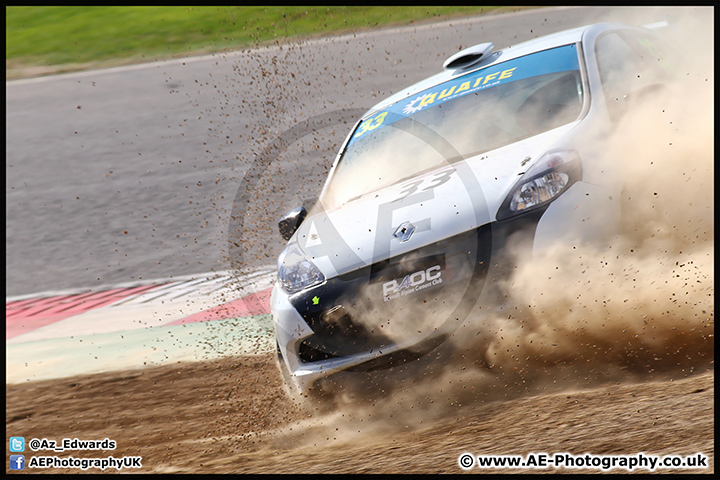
{"left": 278, "top": 206, "right": 307, "bottom": 241}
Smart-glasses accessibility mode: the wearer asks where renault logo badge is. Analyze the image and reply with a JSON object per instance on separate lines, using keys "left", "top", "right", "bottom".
{"left": 393, "top": 221, "right": 416, "bottom": 242}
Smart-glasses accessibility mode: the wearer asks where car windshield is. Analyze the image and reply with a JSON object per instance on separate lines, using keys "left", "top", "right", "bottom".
{"left": 323, "top": 44, "right": 583, "bottom": 208}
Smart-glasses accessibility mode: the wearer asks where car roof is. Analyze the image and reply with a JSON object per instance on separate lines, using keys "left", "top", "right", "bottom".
{"left": 361, "top": 23, "right": 604, "bottom": 119}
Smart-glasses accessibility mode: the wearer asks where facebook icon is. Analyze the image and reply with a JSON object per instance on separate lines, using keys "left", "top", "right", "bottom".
{"left": 10, "top": 454, "right": 25, "bottom": 470}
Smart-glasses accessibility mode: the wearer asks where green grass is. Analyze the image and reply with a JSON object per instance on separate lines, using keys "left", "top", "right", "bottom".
{"left": 6, "top": 6, "right": 517, "bottom": 78}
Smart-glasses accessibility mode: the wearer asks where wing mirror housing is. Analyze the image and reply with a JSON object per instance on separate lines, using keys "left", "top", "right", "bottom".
{"left": 278, "top": 206, "right": 307, "bottom": 241}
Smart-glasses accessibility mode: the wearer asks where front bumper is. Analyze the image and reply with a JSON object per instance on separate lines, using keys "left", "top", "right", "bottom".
{"left": 272, "top": 224, "right": 493, "bottom": 394}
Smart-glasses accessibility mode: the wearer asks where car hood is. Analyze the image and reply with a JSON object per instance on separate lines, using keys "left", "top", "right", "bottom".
{"left": 293, "top": 123, "right": 577, "bottom": 278}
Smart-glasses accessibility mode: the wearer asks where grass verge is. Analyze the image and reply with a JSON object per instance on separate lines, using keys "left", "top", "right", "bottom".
{"left": 6, "top": 6, "right": 525, "bottom": 79}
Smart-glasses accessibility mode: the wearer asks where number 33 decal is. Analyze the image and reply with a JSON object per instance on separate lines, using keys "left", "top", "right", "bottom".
{"left": 395, "top": 168, "right": 455, "bottom": 201}
{"left": 354, "top": 111, "right": 388, "bottom": 139}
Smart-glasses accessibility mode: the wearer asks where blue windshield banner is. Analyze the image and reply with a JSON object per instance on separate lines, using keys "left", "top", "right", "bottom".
{"left": 348, "top": 44, "right": 580, "bottom": 146}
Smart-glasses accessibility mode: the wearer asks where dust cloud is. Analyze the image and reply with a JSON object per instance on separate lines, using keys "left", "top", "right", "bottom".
{"left": 462, "top": 7, "right": 714, "bottom": 381}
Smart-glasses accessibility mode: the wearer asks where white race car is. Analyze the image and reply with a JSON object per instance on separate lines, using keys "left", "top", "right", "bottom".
{"left": 271, "top": 21, "right": 676, "bottom": 395}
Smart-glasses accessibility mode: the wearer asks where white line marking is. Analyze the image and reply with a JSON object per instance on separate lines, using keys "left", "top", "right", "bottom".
{"left": 5, "top": 267, "right": 276, "bottom": 302}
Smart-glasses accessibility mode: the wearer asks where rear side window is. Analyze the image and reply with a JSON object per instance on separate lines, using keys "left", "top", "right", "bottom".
{"left": 595, "top": 30, "right": 675, "bottom": 121}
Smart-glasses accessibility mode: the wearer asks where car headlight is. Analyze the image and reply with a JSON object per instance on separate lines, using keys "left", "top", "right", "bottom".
{"left": 496, "top": 149, "right": 582, "bottom": 220}
{"left": 278, "top": 243, "right": 325, "bottom": 294}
